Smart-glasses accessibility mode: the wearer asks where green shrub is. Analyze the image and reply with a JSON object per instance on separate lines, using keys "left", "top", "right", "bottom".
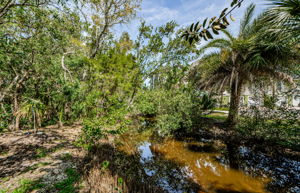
{"left": 238, "top": 107, "right": 300, "bottom": 150}
{"left": 134, "top": 89, "right": 216, "bottom": 136}
{"left": 197, "top": 93, "right": 217, "bottom": 111}
{"left": 0, "top": 104, "right": 12, "bottom": 132}
{"left": 79, "top": 98, "right": 131, "bottom": 147}
{"left": 134, "top": 90, "right": 159, "bottom": 117}
{"left": 79, "top": 119, "right": 105, "bottom": 148}
{"left": 263, "top": 95, "right": 278, "bottom": 109}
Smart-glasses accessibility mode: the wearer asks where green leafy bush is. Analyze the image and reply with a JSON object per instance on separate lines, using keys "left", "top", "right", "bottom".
{"left": 79, "top": 98, "right": 131, "bottom": 147}
{"left": 79, "top": 119, "right": 105, "bottom": 148}
{"left": 134, "top": 90, "right": 159, "bottom": 117}
{"left": 197, "top": 93, "right": 217, "bottom": 111}
{"left": 263, "top": 95, "right": 278, "bottom": 109}
{"left": 0, "top": 104, "right": 12, "bottom": 132}
{"left": 0, "top": 112, "right": 10, "bottom": 133}
{"left": 134, "top": 89, "right": 216, "bottom": 136}
{"left": 238, "top": 107, "right": 300, "bottom": 150}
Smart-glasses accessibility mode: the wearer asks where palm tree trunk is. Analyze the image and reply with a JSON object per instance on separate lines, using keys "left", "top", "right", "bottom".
{"left": 227, "top": 80, "right": 243, "bottom": 126}
{"left": 220, "top": 92, "right": 224, "bottom": 107}
{"left": 226, "top": 142, "right": 240, "bottom": 169}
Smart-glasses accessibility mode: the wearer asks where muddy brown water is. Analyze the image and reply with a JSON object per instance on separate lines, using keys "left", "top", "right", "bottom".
{"left": 117, "top": 131, "right": 300, "bottom": 193}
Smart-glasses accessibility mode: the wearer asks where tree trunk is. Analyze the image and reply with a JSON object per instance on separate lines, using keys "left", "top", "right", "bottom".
{"left": 220, "top": 92, "right": 224, "bottom": 107}
{"left": 226, "top": 142, "right": 240, "bottom": 169}
{"left": 58, "top": 110, "right": 63, "bottom": 128}
{"left": 90, "top": 23, "right": 109, "bottom": 58}
{"left": 32, "top": 107, "right": 37, "bottom": 133}
{"left": 227, "top": 80, "right": 243, "bottom": 126}
{"left": 13, "top": 94, "right": 20, "bottom": 130}
{"left": 58, "top": 120, "right": 63, "bottom": 128}
{"left": 36, "top": 112, "right": 41, "bottom": 128}
{"left": 15, "top": 114, "right": 20, "bottom": 131}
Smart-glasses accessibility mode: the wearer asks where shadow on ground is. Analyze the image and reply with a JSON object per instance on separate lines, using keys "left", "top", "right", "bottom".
{"left": 0, "top": 126, "right": 83, "bottom": 192}
{"left": 0, "top": 131, "right": 70, "bottom": 178}
{"left": 81, "top": 142, "right": 202, "bottom": 193}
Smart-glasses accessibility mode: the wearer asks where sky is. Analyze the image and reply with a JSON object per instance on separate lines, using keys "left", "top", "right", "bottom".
{"left": 115, "top": 0, "right": 268, "bottom": 38}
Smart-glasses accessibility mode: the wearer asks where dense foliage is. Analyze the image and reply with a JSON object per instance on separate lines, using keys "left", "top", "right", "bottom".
{"left": 0, "top": 0, "right": 299, "bottom": 149}
{"left": 134, "top": 88, "right": 217, "bottom": 136}
{"left": 239, "top": 106, "right": 300, "bottom": 149}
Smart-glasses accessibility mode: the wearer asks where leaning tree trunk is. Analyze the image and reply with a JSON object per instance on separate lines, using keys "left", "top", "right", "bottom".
{"left": 227, "top": 80, "right": 243, "bottom": 126}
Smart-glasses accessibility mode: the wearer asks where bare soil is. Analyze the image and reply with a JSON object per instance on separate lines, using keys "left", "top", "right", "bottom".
{"left": 0, "top": 124, "right": 161, "bottom": 193}
{"left": 0, "top": 124, "right": 84, "bottom": 192}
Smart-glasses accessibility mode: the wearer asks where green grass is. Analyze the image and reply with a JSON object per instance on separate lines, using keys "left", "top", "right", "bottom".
{"left": 203, "top": 113, "right": 227, "bottom": 120}
{"left": 0, "top": 177, "right": 10, "bottom": 184}
{"left": 11, "top": 179, "right": 44, "bottom": 193}
{"left": 214, "top": 107, "right": 229, "bottom": 111}
{"left": 35, "top": 148, "right": 48, "bottom": 158}
{"left": 0, "top": 189, "right": 8, "bottom": 193}
{"left": 54, "top": 168, "right": 80, "bottom": 193}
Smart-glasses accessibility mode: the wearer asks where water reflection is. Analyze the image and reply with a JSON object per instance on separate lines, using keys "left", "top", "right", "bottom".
{"left": 149, "top": 140, "right": 268, "bottom": 193}
{"left": 139, "top": 142, "right": 200, "bottom": 193}
{"left": 117, "top": 133, "right": 299, "bottom": 193}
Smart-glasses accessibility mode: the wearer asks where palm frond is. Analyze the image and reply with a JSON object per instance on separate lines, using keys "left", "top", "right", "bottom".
{"left": 267, "top": 0, "right": 300, "bottom": 17}
{"left": 198, "top": 38, "right": 232, "bottom": 54}
{"left": 200, "top": 72, "right": 229, "bottom": 90}
{"left": 190, "top": 2, "right": 300, "bottom": 96}
{"left": 243, "top": 12, "right": 267, "bottom": 39}
{"left": 257, "top": 69, "right": 296, "bottom": 87}
{"left": 263, "top": 0, "right": 300, "bottom": 41}
{"left": 221, "top": 30, "right": 235, "bottom": 42}
{"left": 15, "top": 103, "right": 32, "bottom": 118}
{"left": 239, "top": 3, "right": 256, "bottom": 37}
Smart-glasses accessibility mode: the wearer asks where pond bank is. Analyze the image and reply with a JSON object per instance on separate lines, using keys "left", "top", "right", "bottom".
{"left": 182, "top": 117, "right": 300, "bottom": 160}
{"left": 112, "top": 129, "right": 300, "bottom": 193}
{"left": 1, "top": 123, "right": 299, "bottom": 193}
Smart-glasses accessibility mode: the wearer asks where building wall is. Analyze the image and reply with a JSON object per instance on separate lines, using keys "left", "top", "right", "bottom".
{"left": 219, "top": 81, "right": 300, "bottom": 108}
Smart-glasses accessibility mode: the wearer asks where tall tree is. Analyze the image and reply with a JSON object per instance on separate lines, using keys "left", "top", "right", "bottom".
{"left": 134, "top": 21, "right": 199, "bottom": 90}
{"left": 0, "top": 5, "right": 83, "bottom": 130}
{"left": 189, "top": 4, "right": 299, "bottom": 125}
{"left": 83, "top": 0, "right": 141, "bottom": 58}
{"left": 0, "top": 0, "right": 48, "bottom": 23}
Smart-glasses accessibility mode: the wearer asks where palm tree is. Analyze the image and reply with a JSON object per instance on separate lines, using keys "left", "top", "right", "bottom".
{"left": 15, "top": 98, "right": 44, "bottom": 133}
{"left": 189, "top": 4, "right": 299, "bottom": 126}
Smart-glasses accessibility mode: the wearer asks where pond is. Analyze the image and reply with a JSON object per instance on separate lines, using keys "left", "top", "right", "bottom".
{"left": 117, "top": 132, "right": 300, "bottom": 193}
